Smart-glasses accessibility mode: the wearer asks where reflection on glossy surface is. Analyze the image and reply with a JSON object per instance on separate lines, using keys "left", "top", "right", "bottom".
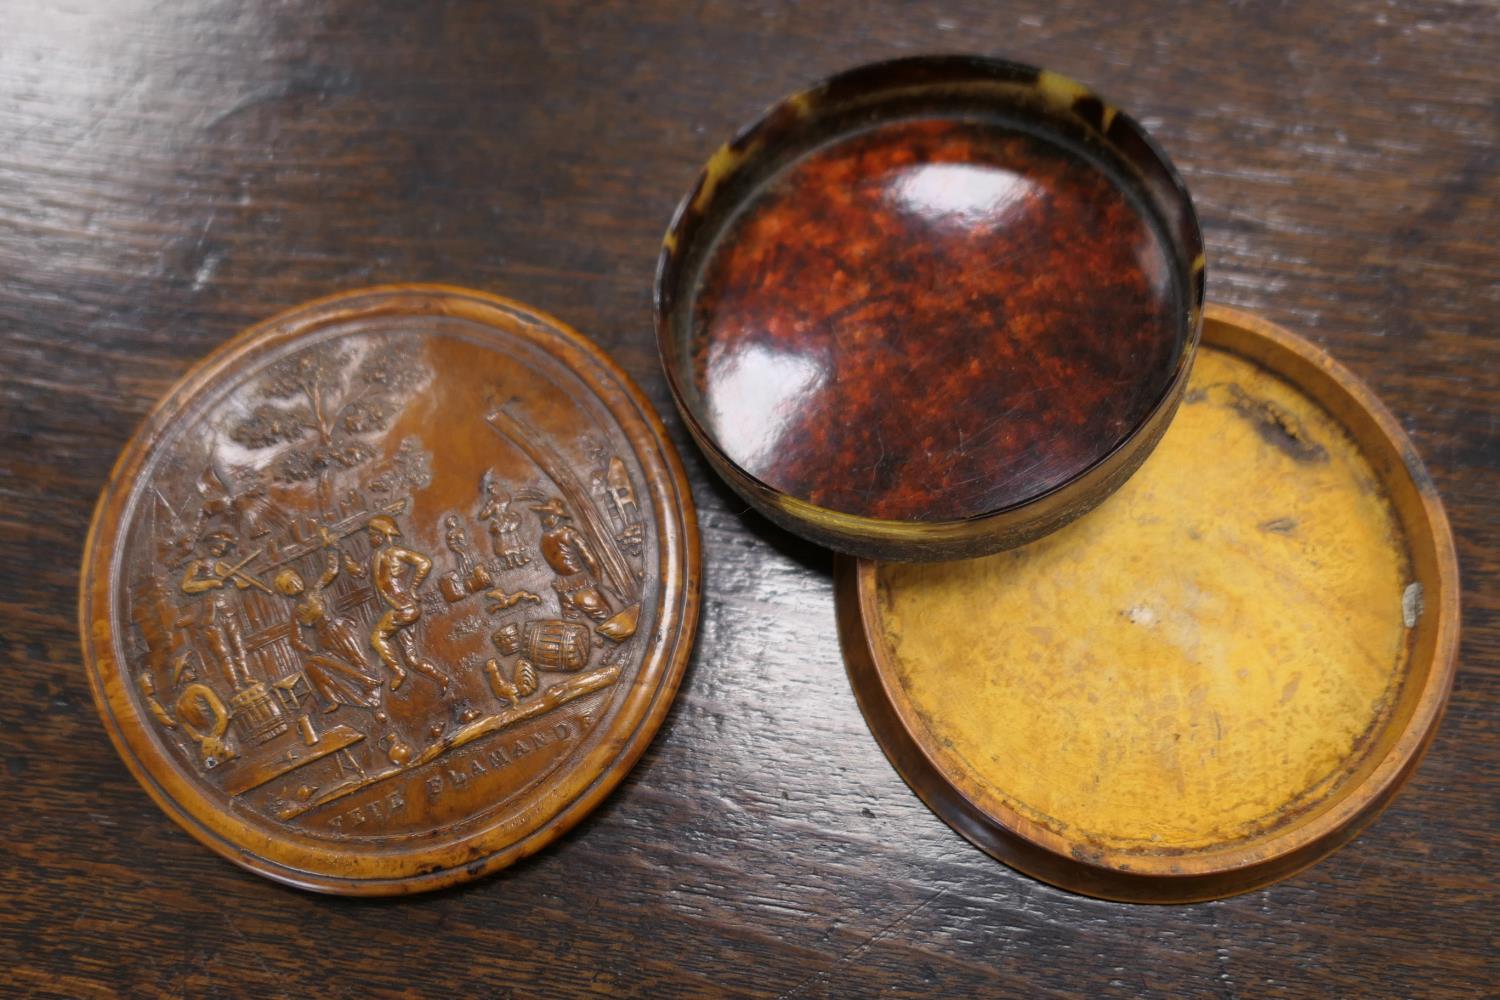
{"left": 691, "top": 117, "right": 1183, "bottom": 522}
{"left": 889, "top": 162, "right": 1038, "bottom": 227}
{"left": 706, "top": 341, "right": 827, "bottom": 471}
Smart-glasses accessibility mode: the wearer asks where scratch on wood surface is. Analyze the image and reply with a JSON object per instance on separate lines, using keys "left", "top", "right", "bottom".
{"left": 220, "top": 910, "right": 281, "bottom": 993}
{"left": 775, "top": 888, "right": 947, "bottom": 998}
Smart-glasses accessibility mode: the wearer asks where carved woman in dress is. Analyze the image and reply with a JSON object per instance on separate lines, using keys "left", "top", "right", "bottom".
{"left": 274, "top": 551, "right": 384, "bottom": 717}
{"left": 444, "top": 513, "right": 474, "bottom": 576}
{"left": 478, "top": 470, "right": 531, "bottom": 569}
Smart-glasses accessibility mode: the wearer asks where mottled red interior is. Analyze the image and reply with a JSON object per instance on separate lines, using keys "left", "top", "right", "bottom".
{"left": 690, "top": 117, "right": 1182, "bottom": 522}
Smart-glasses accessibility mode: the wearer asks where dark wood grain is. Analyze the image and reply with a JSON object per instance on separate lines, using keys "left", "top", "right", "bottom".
{"left": 2, "top": 1, "right": 1496, "bottom": 997}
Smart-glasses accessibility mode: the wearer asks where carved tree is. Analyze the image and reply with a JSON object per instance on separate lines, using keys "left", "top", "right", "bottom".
{"left": 227, "top": 338, "right": 425, "bottom": 513}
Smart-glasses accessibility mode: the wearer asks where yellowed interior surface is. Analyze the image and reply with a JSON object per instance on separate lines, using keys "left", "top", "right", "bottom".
{"left": 877, "top": 347, "right": 1413, "bottom": 853}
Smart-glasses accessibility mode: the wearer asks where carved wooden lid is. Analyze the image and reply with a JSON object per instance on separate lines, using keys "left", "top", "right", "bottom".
{"left": 80, "top": 285, "right": 699, "bottom": 894}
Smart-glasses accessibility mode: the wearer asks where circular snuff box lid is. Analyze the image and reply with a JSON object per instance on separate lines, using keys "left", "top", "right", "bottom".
{"left": 80, "top": 285, "right": 699, "bottom": 894}
{"left": 838, "top": 306, "right": 1459, "bottom": 902}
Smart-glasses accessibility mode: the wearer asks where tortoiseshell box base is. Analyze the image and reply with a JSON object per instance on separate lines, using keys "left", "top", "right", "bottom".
{"left": 657, "top": 56, "right": 1206, "bottom": 561}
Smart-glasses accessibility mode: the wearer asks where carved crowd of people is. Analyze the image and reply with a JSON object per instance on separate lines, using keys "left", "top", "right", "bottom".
{"left": 159, "top": 457, "right": 638, "bottom": 775}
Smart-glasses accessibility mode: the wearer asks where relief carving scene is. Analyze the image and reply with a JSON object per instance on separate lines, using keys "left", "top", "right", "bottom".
{"left": 115, "top": 323, "right": 658, "bottom": 843}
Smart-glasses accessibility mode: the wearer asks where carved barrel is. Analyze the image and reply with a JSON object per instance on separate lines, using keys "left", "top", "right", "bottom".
{"left": 521, "top": 619, "right": 591, "bottom": 671}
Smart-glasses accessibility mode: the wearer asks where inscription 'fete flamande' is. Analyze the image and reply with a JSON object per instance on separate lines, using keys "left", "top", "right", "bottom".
{"left": 425, "top": 720, "right": 577, "bottom": 801}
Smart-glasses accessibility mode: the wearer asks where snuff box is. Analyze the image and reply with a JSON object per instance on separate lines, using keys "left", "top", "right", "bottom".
{"left": 837, "top": 307, "right": 1458, "bottom": 901}
{"left": 659, "top": 57, "right": 1458, "bottom": 901}
{"left": 80, "top": 285, "right": 699, "bottom": 894}
{"left": 656, "top": 55, "right": 1205, "bottom": 561}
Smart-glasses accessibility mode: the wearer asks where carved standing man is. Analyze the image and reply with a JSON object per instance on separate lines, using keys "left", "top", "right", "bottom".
{"left": 179, "top": 530, "right": 255, "bottom": 690}
{"left": 478, "top": 471, "right": 530, "bottom": 569}
{"left": 532, "top": 498, "right": 611, "bottom": 623}
{"left": 365, "top": 515, "right": 449, "bottom": 691}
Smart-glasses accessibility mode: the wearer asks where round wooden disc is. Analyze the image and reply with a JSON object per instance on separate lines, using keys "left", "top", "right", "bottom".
{"left": 837, "top": 305, "right": 1459, "bottom": 902}
{"left": 80, "top": 285, "right": 699, "bottom": 894}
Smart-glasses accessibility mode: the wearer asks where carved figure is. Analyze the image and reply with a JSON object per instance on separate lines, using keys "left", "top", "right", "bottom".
{"left": 444, "top": 514, "right": 475, "bottom": 576}
{"left": 532, "top": 498, "right": 612, "bottom": 623}
{"left": 438, "top": 514, "right": 494, "bottom": 602}
{"left": 365, "top": 515, "right": 449, "bottom": 691}
{"left": 478, "top": 471, "right": 531, "bottom": 569}
{"left": 179, "top": 530, "right": 258, "bottom": 689}
{"left": 274, "top": 559, "right": 384, "bottom": 717}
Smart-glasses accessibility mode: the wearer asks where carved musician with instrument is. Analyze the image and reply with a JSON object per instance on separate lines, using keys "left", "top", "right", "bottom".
{"left": 179, "top": 529, "right": 262, "bottom": 690}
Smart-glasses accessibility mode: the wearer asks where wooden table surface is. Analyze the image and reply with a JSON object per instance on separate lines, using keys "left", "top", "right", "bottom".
{"left": 3, "top": 2, "right": 1496, "bottom": 996}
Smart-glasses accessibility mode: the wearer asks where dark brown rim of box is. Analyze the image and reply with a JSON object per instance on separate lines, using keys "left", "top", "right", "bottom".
{"left": 836, "top": 305, "right": 1461, "bottom": 903}
{"left": 655, "top": 54, "right": 1207, "bottom": 561}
